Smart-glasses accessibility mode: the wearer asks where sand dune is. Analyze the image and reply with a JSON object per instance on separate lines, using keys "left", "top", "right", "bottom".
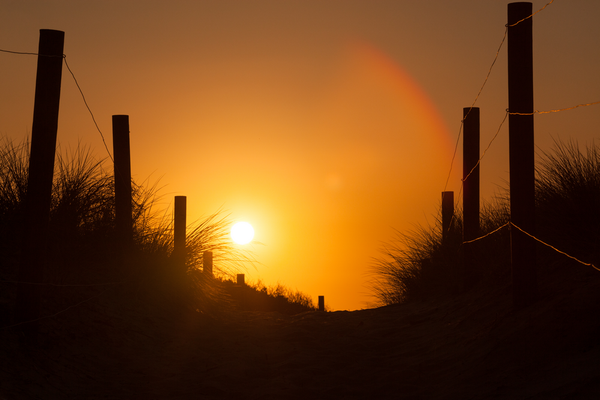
{"left": 2, "top": 273, "right": 600, "bottom": 399}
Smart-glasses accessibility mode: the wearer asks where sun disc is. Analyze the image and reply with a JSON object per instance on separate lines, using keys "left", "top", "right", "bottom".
{"left": 231, "top": 221, "right": 255, "bottom": 245}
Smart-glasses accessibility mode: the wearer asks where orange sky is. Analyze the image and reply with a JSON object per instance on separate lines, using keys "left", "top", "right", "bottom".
{"left": 2, "top": 1, "right": 600, "bottom": 310}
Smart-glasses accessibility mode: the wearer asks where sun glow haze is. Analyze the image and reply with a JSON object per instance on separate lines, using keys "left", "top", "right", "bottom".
{"left": 6, "top": 1, "right": 597, "bottom": 310}
{"left": 211, "top": 41, "right": 455, "bottom": 310}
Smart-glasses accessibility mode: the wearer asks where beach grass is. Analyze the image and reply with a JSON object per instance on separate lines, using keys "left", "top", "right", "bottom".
{"left": 1, "top": 140, "right": 600, "bottom": 399}
{"left": 0, "top": 140, "right": 259, "bottom": 319}
{"left": 370, "top": 139, "right": 600, "bottom": 306}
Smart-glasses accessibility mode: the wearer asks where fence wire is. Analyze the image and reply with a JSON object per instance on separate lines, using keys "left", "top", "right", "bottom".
{"left": 0, "top": 48, "right": 114, "bottom": 162}
{"left": 460, "top": 221, "right": 599, "bottom": 273}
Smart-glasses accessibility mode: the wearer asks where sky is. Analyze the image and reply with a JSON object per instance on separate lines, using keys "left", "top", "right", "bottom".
{"left": 1, "top": 0, "right": 599, "bottom": 310}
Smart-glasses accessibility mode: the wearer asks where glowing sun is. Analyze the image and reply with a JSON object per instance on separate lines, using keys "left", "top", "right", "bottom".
{"left": 231, "top": 221, "right": 255, "bottom": 245}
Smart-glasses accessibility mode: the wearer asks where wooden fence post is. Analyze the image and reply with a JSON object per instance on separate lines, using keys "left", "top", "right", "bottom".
{"left": 173, "top": 196, "right": 187, "bottom": 269}
{"left": 463, "top": 107, "right": 481, "bottom": 290}
{"left": 508, "top": 2, "right": 537, "bottom": 309}
{"left": 237, "top": 274, "right": 245, "bottom": 285}
{"left": 15, "top": 29, "right": 65, "bottom": 346}
{"left": 441, "top": 191, "right": 454, "bottom": 244}
{"left": 112, "top": 115, "right": 133, "bottom": 251}
{"left": 318, "top": 296, "right": 325, "bottom": 312}
{"left": 203, "top": 251, "right": 213, "bottom": 276}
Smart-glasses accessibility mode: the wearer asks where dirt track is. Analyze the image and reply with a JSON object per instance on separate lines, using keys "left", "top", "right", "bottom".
{"left": 2, "top": 272, "right": 600, "bottom": 400}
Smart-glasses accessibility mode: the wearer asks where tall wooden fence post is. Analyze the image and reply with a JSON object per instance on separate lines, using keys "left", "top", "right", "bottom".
{"left": 15, "top": 29, "right": 65, "bottom": 346}
{"left": 112, "top": 115, "right": 133, "bottom": 251}
{"left": 508, "top": 2, "right": 537, "bottom": 309}
{"left": 463, "top": 107, "right": 481, "bottom": 290}
{"left": 441, "top": 191, "right": 454, "bottom": 244}
{"left": 318, "top": 296, "right": 325, "bottom": 312}
{"left": 173, "top": 196, "right": 187, "bottom": 270}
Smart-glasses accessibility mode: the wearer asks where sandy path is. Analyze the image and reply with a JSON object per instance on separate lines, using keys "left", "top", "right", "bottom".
{"left": 2, "top": 279, "right": 600, "bottom": 399}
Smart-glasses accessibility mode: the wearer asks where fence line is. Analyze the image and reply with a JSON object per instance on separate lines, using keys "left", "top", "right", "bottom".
{"left": 0, "top": 48, "right": 113, "bottom": 162}
{"left": 462, "top": 111, "right": 509, "bottom": 184}
{"left": 509, "top": 100, "right": 600, "bottom": 115}
{"left": 443, "top": 30, "right": 506, "bottom": 192}
{"left": 445, "top": 110, "right": 508, "bottom": 235}
{"left": 62, "top": 55, "right": 114, "bottom": 162}
{"left": 506, "top": 0, "right": 555, "bottom": 27}
{"left": 509, "top": 222, "right": 600, "bottom": 272}
{"left": 459, "top": 220, "right": 598, "bottom": 272}
{"left": 458, "top": 97, "right": 600, "bottom": 210}
{"left": 444, "top": 0, "right": 555, "bottom": 192}
{"left": 462, "top": 222, "right": 509, "bottom": 244}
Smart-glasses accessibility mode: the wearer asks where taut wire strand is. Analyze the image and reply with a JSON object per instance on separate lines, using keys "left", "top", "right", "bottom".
{"left": 1, "top": 47, "right": 114, "bottom": 162}
{"left": 0, "top": 48, "right": 41, "bottom": 56}
{"left": 506, "top": 0, "right": 555, "bottom": 27}
{"left": 510, "top": 222, "right": 600, "bottom": 272}
{"left": 509, "top": 101, "right": 600, "bottom": 115}
{"left": 462, "top": 110, "right": 509, "bottom": 183}
{"left": 462, "top": 222, "right": 509, "bottom": 244}
{"left": 62, "top": 55, "right": 114, "bottom": 163}
{"left": 461, "top": 221, "right": 599, "bottom": 272}
{"left": 444, "top": 25, "right": 508, "bottom": 192}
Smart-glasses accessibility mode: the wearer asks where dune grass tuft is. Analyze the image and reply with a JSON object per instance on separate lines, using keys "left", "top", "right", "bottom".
{"left": 0, "top": 140, "right": 257, "bottom": 320}
{"left": 220, "top": 278, "right": 318, "bottom": 314}
{"left": 370, "top": 139, "right": 599, "bottom": 306}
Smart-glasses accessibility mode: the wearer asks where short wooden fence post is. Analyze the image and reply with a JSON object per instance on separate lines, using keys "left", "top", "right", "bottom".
{"left": 173, "top": 196, "right": 186, "bottom": 270}
{"left": 112, "top": 115, "right": 133, "bottom": 251}
{"left": 237, "top": 274, "right": 245, "bottom": 286}
{"left": 441, "top": 191, "right": 454, "bottom": 244}
{"left": 318, "top": 296, "right": 325, "bottom": 312}
{"left": 203, "top": 251, "right": 213, "bottom": 276}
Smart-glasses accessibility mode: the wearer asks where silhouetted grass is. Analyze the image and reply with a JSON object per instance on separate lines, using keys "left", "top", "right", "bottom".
{"left": 1, "top": 139, "right": 326, "bottom": 327}
{"left": 535, "top": 139, "right": 600, "bottom": 268}
{"left": 220, "top": 278, "right": 318, "bottom": 314}
{"left": 0, "top": 140, "right": 256, "bottom": 322}
{"left": 0, "top": 139, "right": 29, "bottom": 262}
{"left": 371, "top": 139, "right": 598, "bottom": 306}
{"left": 370, "top": 213, "right": 464, "bottom": 305}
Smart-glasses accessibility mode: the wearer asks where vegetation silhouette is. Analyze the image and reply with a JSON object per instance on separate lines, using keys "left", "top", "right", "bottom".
{"left": 370, "top": 139, "right": 600, "bottom": 306}
{"left": 1, "top": 139, "right": 600, "bottom": 398}
{"left": 222, "top": 278, "right": 318, "bottom": 314}
{"left": 0, "top": 139, "right": 291, "bottom": 327}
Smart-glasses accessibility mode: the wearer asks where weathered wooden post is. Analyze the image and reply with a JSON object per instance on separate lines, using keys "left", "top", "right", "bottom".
{"left": 15, "top": 29, "right": 64, "bottom": 345}
{"left": 173, "top": 195, "right": 187, "bottom": 269}
{"left": 318, "top": 296, "right": 325, "bottom": 312}
{"left": 463, "top": 107, "right": 481, "bottom": 290}
{"left": 112, "top": 115, "right": 133, "bottom": 250}
{"left": 237, "top": 274, "right": 245, "bottom": 285}
{"left": 441, "top": 191, "right": 454, "bottom": 244}
{"left": 508, "top": 2, "right": 537, "bottom": 309}
{"left": 203, "top": 251, "right": 213, "bottom": 276}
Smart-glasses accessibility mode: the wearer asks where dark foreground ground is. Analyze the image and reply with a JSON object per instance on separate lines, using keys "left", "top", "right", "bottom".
{"left": 1, "top": 264, "right": 600, "bottom": 399}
